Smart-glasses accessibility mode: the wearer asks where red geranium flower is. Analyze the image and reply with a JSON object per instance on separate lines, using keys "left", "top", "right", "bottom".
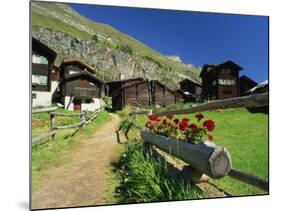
{"left": 182, "top": 118, "right": 190, "bottom": 124}
{"left": 173, "top": 119, "right": 180, "bottom": 124}
{"left": 148, "top": 114, "right": 161, "bottom": 122}
{"left": 166, "top": 114, "right": 174, "bottom": 119}
{"left": 203, "top": 119, "right": 216, "bottom": 131}
{"left": 188, "top": 123, "right": 198, "bottom": 130}
{"left": 179, "top": 121, "right": 188, "bottom": 131}
{"left": 195, "top": 113, "right": 204, "bottom": 121}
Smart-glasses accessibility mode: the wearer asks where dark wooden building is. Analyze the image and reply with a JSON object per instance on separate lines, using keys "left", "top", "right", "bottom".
{"left": 151, "top": 80, "right": 185, "bottom": 106}
{"left": 106, "top": 77, "right": 145, "bottom": 97}
{"left": 32, "top": 37, "right": 57, "bottom": 92}
{"left": 59, "top": 58, "right": 104, "bottom": 111}
{"left": 111, "top": 80, "right": 150, "bottom": 111}
{"left": 200, "top": 60, "right": 242, "bottom": 100}
{"left": 32, "top": 37, "right": 57, "bottom": 107}
{"left": 239, "top": 75, "right": 258, "bottom": 96}
{"left": 179, "top": 78, "right": 202, "bottom": 100}
{"left": 110, "top": 79, "right": 185, "bottom": 111}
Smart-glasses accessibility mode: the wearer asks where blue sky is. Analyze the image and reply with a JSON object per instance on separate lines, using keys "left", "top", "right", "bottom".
{"left": 70, "top": 4, "right": 268, "bottom": 83}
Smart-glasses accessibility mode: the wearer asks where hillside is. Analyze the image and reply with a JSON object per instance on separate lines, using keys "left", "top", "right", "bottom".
{"left": 31, "top": 2, "right": 201, "bottom": 89}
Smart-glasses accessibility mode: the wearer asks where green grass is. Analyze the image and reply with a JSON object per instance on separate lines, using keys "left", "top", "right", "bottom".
{"left": 32, "top": 108, "right": 92, "bottom": 138}
{"left": 32, "top": 12, "right": 91, "bottom": 40}
{"left": 32, "top": 111, "right": 110, "bottom": 192}
{"left": 112, "top": 140, "right": 204, "bottom": 203}
{"left": 134, "top": 107, "right": 268, "bottom": 196}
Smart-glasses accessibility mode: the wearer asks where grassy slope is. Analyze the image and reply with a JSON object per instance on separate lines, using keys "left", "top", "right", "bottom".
{"left": 31, "top": 2, "right": 201, "bottom": 79}
{"left": 32, "top": 111, "right": 111, "bottom": 192}
{"left": 135, "top": 107, "right": 268, "bottom": 196}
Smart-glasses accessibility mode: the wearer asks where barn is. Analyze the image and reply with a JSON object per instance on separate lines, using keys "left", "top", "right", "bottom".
{"left": 151, "top": 80, "right": 185, "bottom": 106}
{"left": 59, "top": 58, "right": 105, "bottom": 111}
{"left": 200, "top": 60, "right": 242, "bottom": 100}
{"left": 179, "top": 77, "right": 202, "bottom": 100}
{"left": 110, "top": 80, "right": 150, "bottom": 111}
{"left": 106, "top": 77, "right": 145, "bottom": 97}
{"left": 239, "top": 75, "right": 258, "bottom": 96}
{"left": 110, "top": 79, "right": 185, "bottom": 111}
{"left": 32, "top": 37, "right": 57, "bottom": 107}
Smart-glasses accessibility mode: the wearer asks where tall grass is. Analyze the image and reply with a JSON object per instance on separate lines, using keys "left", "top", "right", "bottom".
{"left": 113, "top": 141, "right": 204, "bottom": 203}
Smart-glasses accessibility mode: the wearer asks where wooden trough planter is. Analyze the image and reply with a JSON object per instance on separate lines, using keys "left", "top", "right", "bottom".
{"left": 140, "top": 128, "right": 232, "bottom": 179}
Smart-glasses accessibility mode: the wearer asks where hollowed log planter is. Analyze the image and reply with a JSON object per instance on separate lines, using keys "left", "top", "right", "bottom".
{"left": 140, "top": 128, "right": 232, "bottom": 179}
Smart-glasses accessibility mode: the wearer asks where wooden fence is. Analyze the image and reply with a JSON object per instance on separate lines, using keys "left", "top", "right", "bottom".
{"left": 32, "top": 106, "right": 57, "bottom": 114}
{"left": 127, "top": 92, "right": 269, "bottom": 192}
{"left": 32, "top": 108, "right": 103, "bottom": 145}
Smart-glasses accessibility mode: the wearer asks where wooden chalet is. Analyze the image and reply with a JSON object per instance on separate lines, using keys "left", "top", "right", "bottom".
{"left": 110, "top": 79, "right": 185, "bottom": 111}
{"left": 239, "top": 75, "right": 258, "bottom": 96}
{"left": 200, "top": 60, "right": 242, "bottom": 100}
{"left": 59, "top": 58, "right": 104, "bottom": 111}
{"left": 106, "top": 77, "right": 145, "bottom": 97}
{"left": 110, "top": 80, "right": 150, "bottom": 111}
{"left": 151, "top": 80, "right": 185, "bottom": 106}
{"left": 32, "top": 37, "right": 57, "bottom": 107}
{"left": 179, "top": 77, "right": 202, "bottom": 100}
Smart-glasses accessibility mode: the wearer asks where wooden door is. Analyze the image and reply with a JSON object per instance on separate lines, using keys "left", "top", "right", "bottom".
{"left": 73, "top": 99, "right": 81, "bottom": 111}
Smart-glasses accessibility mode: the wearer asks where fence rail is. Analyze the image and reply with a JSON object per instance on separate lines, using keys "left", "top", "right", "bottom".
{"left": 228, "top": 168, "right": 268, "bottom": 191}
{"left": 32, "top": 108, "right": 103, "bottom": 145}
{"left": 32, "top": 130, "right": 58, "bottom": 145}
{"left": 50, "top": 112, "right": 85, "bottom": 117}
{"left": 126, "top": 93, "right": 269, "bottom": 192}
{"left": 32, "top": 106, "right": 57, "bottom": 114}
{"left": 158, "top": 92, "right": 268, "bottom": 116}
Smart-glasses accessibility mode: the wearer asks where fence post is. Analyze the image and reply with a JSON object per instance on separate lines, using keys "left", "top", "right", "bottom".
{"left": 81, "top": 112, "right": 86, "bottom": 127}
{"left": 132, "top": 112, "right": 136, "bottom": 125}
{"left": 50, "top": 112, "right": 55, "bottom": 141}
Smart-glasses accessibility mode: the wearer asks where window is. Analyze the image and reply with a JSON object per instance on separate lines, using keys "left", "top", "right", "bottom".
{"left": 69, "top": 70, "right": 79, "bottom": 75}
{"left": 218, "top": 79, "right": 235, "bottom": 85}
{"left": 223, "top": 90, "right": 232, "bottom": 95}
{"left": 32, "top": 75, "right": 48, "bottom": 86}
{"left": 32, "top": 54, "right": 48, "bottom": 64}
{"left": 212, "top": 80, "right": 217, "bottom": 86}
{"left": 221, "top": 69, "right": 231, "bottom": 74}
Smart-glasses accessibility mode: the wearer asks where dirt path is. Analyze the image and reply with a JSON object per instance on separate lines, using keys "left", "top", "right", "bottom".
{"left": 32, "top": 114, "right": 125, "bottom": 209}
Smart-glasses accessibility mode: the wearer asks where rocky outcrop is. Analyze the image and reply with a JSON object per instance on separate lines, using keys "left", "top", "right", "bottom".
{"left": 31, "top": 2, "right": 201, "bottom": 89}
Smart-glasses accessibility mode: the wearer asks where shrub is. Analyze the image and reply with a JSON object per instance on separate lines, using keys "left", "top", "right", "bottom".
{"left": 116, "top": 44, "right": 133, "bottom": 55}
{"left": 143, "top": 55, "right": 163, "bottom": 68}
{"left": 91, "top": 34, "right": 98, "bottom": 43}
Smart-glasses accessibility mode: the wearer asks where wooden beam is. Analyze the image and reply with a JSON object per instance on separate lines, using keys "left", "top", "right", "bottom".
{"left": 228, "top": 168, "right": 269, "bottom": 192}
{"left": 158, "top": 92, "right": 268, "bottom": 116}
{"left": 32, "top": 130, "right": 58, "bottom": 145}
{"left": 50, "top": 112, "right": 85, "bottom": 117}
{"left": 53, "top": 121, "right": 86, "bottom": 130}
{"left": 32, "top": 107, "right": 57, "bottom": 114}
{"left": 140, "top": 128, "right": 232, "bottom": 179}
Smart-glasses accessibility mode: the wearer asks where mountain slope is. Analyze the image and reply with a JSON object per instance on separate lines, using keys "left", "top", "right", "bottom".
{"left": 31, "top": 2, "right": 201, "bottom": 89}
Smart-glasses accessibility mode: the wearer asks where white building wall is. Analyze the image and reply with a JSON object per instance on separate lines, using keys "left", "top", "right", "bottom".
{"left": 64, "top": 97, "right": 104, "bottom": 112}
{"left": 32, "top": 81, "right": 59, "bottom": 107}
